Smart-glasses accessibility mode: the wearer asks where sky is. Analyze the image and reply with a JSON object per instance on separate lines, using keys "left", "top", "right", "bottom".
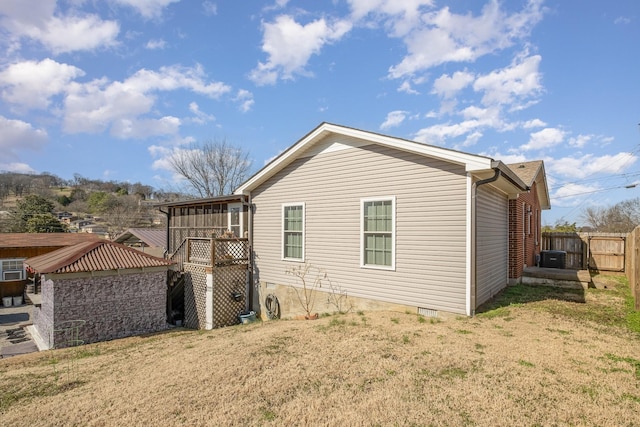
{"left": 0, "top": 0, "right": 639, "bottom": 226}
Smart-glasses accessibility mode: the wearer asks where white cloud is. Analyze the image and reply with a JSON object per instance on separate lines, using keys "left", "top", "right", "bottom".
{"left": 552, "top": 182, "right": 600, "bottom": 201}
{"left": 112, "top": 0, "right": 180, "bottom": 19}
{"left": 0, "top": 1, "right": 120, "bottom": 54}
{"left": 480, "top": 151, "right": 529, "bottom": 165}
{"left": 110, "top": 116, "right": 182, "bottom": 139}
{"left": 0, "top": 58, "right": 84, "bottom": 110}
{"left": 63, "top": 65, "right": 231, "bottom": 136}
{"left": 249, "top": 15, "right": 352, "bottom": 85}
{"left": 520, "top": 127, "right": 566, "bottom": 151}
{"left": 0, "top": 162, "right": 36, "bottom": 173}
{"left": 145, "top": 39, "right": 167, "bottom": 49}
{"left": 547, "top": 152, "right": 638, "bottom": 180}
{"left": 388, "top": 0, "right": 545, "bottom": 78}
{"left": 188, "top": 102, "right": 216, "bottom": 124}
{"left": 348, "top": 0, "right": 434, "bottom": 37}
{"left": 614, "top": 16, "right": 631, "bottom": 25}
{"left": 398, "top": 81, "right": 419, "bottom": 95}
{"left": 473, "top": 54, "right": 542, "bottom": 106}
{"left": 522, "top": 118, "right": 546, "bottom": 129}
{"left": 203, "top": 1, "right": 218, "bottom": 16}
{"left": 234, "top": 89, "right": 255, "bottom": 113}
{"left": 432, "top": 70, "right": 474, "bottom": 99}
{"left": 414, "top": 120, "right": 481, "bottom": 145}
{"left": 0, "top": 116, "right": 48, "bottom": 160}
{"left": 568, "top": 134, "right": 592, "bottom": 148}
{"left": 380, "top": 110, "right": 407, "bottom": 130}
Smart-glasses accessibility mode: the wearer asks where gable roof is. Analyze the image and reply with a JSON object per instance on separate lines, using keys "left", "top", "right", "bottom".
{"left": 25, "top": 240, "right": 174, "bottom": 274}
{"left": 0, "top": 233, "right": 100, "bottom": 249}
{"left": 113, "top": 228, "right": 166, "bottom": 249}
{"left": 507, "top": 160, "right": 551, "bottom": 210}
{"left": 235, "top": 122, "right": 527, "bottom": 195}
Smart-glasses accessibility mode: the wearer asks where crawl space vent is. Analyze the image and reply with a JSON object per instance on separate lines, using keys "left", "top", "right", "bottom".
{"left": 418, "top": 307, "right": 438, "bottom": 318}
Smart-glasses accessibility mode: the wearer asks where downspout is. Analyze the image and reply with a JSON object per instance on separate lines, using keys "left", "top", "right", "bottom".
{"left": 470, "top": 168, "right": 501, "bottom": 316}
{"left": 158, "top": 206, "right": 170, "bottom": 257}
{"left": 240, "top": 194, "right": 253, "bottom": 312}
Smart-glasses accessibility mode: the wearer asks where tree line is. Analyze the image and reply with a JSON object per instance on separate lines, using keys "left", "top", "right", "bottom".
{"left": 0, "top": 138, "right": 253, "bottom": 235}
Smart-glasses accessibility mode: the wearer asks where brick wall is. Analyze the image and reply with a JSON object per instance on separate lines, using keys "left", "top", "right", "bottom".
{"left": 35, "top": 271, "right": 167, "bottom": 349}
{"left": 509, "top": 182, "right": 542, "bottom": 281}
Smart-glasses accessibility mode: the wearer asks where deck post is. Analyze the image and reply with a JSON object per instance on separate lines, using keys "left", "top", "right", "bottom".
{"left": 205, "top": 266, "right": 213, "bottom": 329}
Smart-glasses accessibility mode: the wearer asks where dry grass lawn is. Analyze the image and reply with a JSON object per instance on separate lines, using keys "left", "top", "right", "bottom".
{"left": 1, "top": 275, "right": 640, "bottom": 426}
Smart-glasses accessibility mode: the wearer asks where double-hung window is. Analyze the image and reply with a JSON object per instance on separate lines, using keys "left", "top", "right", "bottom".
{"left": 282, "top": 203, "right": 304, "bottom": 261}
{"left": 361, "top": 197, "right": 395, "bottom": 270}
{"left": 1, "top": 259, "right": 25, "bottom": 281}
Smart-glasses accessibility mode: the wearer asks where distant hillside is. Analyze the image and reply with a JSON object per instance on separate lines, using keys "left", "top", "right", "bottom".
{"left": 0, "top": 172, "right": 184, "bottom": 236}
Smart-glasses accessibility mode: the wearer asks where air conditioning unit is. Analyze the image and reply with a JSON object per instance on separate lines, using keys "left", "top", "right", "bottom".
{"left": 540, "top": 250, "right": 566, "bottom": 269}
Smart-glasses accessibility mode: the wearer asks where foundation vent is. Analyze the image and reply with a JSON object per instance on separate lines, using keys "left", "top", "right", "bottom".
{"left": 418, "top": 307, "right": 438, "bottom": 318}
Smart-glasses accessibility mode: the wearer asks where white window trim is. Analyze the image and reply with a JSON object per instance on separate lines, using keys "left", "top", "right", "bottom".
{"left": 360, "top": 196, "right": 396, "bottom": 271}
{"left": 227, "top": 202, "right": 244, "bottom": 238}
{"left": 282, "top": 202, "right": 305, "bottom": 262}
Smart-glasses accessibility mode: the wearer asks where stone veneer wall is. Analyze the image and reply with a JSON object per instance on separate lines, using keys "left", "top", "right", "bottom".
{"left": 33, "top": 277, "right": 55, "bottom": 348}
{"left": 35, "top": 271, "right": 167, "bottom": 349}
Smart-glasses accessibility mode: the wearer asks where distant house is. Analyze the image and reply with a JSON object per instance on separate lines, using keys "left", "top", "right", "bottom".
{"left": 69, "top": 219, "right": 93, "bottom": 230}
{"left": 55, "top": 211, "right": 73, "bottom": 221}
{"left": 234, "top": 122, "right": 542, "bottom": 317}
{"left": 0, "top": 233, "right": 100, "bottom": 301}
{"left": 113, "top": 228, "right": 167, "bottom": 258}
{"left": 507, "top": 161, "right": 551, "bottom": 283}
{"left": 79, "top": 223, "right": 109, "bottom": 237}
{"left": 26, "top": 240, "right": 174, "bottom": 349}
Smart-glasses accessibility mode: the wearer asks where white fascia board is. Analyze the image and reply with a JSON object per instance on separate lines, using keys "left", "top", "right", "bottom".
{"left": 328, "top": 124, "right": 494, "bottom": 171}
{"left": 235, "top": 125, "right": 330, "bottom": 194}
{"left": 235, "top": 122, "right": 499, "bottom": 194}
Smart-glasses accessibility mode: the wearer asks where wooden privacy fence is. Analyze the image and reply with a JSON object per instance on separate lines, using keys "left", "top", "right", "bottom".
{"left": 541, "top": 232, "right": 626, "bottom": 271}
{"left": 625, "top": 227, "right": 640, "bottom": 311}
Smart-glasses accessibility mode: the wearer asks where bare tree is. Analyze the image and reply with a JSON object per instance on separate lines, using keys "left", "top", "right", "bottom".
{"left": 581, "top": 198, "right": 640, "bottom": 232}
{"left": 168, "top": 139, "right": 251, "bottom": 197}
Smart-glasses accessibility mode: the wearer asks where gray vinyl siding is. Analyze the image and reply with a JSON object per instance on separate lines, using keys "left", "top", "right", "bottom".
{"left": 475, "top": 185, "right": 509, "bottom": 307}
{"left": 251, "top": 135, "right": 469, "bottom": 314}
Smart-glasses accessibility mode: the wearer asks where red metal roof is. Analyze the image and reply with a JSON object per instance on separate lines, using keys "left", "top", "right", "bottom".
{"left": 0, "top": 233, "right": 100, "bottom": 249}
{"left": 25, "top": 240, "right": 174, "bottom": 274}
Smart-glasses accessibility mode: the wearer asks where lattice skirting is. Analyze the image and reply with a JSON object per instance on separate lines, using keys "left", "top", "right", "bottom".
{"left": 183, "top": 264, "right": 207, "bottom": 329}
{"left": 213, "top": 265, "right": 247, "bottom": 327}
{"left": 183, "top": 263, "right": 248, "bottom": 329}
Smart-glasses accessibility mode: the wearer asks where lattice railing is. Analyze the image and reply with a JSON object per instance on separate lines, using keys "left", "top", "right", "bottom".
{"left": 170, "top": 237, "right": 249, "bottom": 268}
{"left": 213, "top": 238, "right": 249, "bottom": 267}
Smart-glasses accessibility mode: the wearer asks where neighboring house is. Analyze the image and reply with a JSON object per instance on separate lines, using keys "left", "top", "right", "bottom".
{"left": 113, "top": 228, "right": 167, "bottom": 258}
{"left": 235, "top": 122, "right": 535, "bottom": 317}
{"left": 55, "top": 211, "right": 73, "bottom": 221}
{"left": 69, "top": 219, "right": 93, "bottom": 230}
{"left": 26, "top": 240, "right": 174, "bottom": 349}
{"left": 507, "top": 161, "right": 551, "bottom": 283}
{"left": 158, "top": 196, "right": 250, "bottom": 329}
{"left": 0, "top": 233, "right": 100, "bottom": 300}
{"left": 80, "top": 223, "right": 109, "bottom": 237}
